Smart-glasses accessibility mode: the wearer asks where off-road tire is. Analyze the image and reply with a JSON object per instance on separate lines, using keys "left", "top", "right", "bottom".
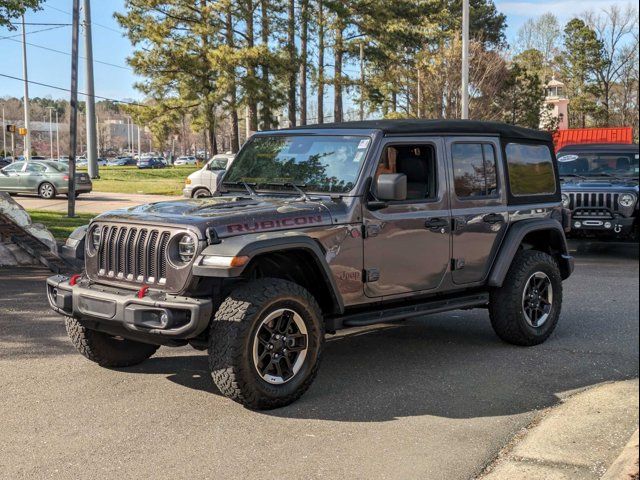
{"left": 192, "top": 188, "right": 211, "bottom": 198}
{"left": 64, "top": 317, "right": 159, "bottom": 367}
{"left": 38, "top": 182, "right": 56, "bottom": 199}
{"left": 208, "top": 278, "right": 324, "bottom": 410}
{"left": 489, "top": 250, "right": 563, "bottom": 346}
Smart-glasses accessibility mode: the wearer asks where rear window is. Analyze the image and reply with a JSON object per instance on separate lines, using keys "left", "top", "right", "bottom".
{"left": 505, "top": 143, "right": 556, "bottom": 196}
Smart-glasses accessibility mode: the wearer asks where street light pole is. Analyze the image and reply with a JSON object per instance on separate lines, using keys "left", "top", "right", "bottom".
{"left": 47, "top": 107, "right": 54, "bottom": 159}
{"left": 55, "top": 110, "right": 60, "bottom": 159}
{"left": 461, "top": 0, "right": 470, "bottom": 120}
{"left": 68, "top": 0, "right": 80, "bottom": 217}
{"left": 2, "top": 106, "right": 6, "bottom": 158}
{"left": 21, "top": 14, "right": 32, "bottom": 161}
{"left": 83, "top": 0, "right": 99, "bottom": 178}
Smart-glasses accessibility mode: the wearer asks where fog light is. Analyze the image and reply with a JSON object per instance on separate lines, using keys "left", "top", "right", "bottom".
{"left": 604, "top": 222, "right": 612, "bottom": 229}
{"left": 574, "top": 221, "right": 582, "bottom": 228}
{"left": 52, "top": 288, "right": 58, "bottom": 301}
{"left": 159, "top": 312, "right": 170, "bottom": 328}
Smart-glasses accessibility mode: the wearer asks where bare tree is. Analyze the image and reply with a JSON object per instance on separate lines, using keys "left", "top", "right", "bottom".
{"left": 583, "top": 4, "right": 639, "bottom": 124}
{"left": 515, "top": 12, "right": 561, "bottom": 79}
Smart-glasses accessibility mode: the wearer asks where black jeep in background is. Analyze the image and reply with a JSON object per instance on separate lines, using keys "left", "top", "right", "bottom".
{"left": 47, "top": 120, "right": 574, "bottom": 409}
{"left": 558, "top": 143, "right": 639, "bottom": 241}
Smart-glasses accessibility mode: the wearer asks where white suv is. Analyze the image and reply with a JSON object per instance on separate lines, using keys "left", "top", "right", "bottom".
{"left": 182, "top": 153, "right": 235, "bottom": 198}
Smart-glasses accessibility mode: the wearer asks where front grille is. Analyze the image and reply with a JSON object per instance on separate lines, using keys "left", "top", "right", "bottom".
{"left": 568, "top": 192, "right": 620, "bottom": 211}
{"left": 97, "top": 225, "right": 171, "bottom": 285}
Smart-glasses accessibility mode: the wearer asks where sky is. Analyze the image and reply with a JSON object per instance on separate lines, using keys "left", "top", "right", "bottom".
{"left": 0, "top": 0, "right": 636, "bottom": 105}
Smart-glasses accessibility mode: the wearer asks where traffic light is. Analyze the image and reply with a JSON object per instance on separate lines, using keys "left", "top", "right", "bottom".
{"left": 6, "top": 124, "right": 16, "bottom": 133}
{"left": 18, "top": 127, "right": 27, "bottom": 136}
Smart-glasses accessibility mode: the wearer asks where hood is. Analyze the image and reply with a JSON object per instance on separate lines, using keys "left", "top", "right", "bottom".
{"left": 95, "top": 195, "right": 334, "bottom": 239}
{"left": 561, "top": 177, "right": 639, "bottom": 193}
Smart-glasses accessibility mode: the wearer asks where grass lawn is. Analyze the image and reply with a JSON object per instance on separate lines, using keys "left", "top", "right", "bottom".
{"left": 79, "top": 165, "right": 200, "bottom": 195}
{"left": 27, "top": 210, "right": 96, "bottom": 241}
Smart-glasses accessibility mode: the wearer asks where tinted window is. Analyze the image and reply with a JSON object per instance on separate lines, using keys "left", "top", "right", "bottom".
{"left": 505, "top": 143, "right": 556, "bottom": 196}
{"left": 452, "top": 143, "right": 498, "bottom": 198}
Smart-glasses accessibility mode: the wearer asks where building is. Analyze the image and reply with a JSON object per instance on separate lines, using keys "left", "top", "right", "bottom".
{"left": 540, "top": 78, "right": 569, "bottom": 131}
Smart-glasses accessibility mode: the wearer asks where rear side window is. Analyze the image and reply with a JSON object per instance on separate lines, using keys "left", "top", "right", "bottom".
{"left": 505, "top": 143, "right": 556, "bottom": 196}
{"left": 452, "top": 143, "right": 498, "bottom": 198}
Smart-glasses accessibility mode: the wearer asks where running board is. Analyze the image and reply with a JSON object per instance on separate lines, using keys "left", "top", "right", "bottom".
{"left": 337, "top": 293, "right": 489, "bottom": 329}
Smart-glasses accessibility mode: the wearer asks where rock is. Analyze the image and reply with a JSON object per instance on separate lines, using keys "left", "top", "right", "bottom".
{"left": 0, "top": 192, "right": 58, "bottom": 254}
{"left": 0, "top": 243, "right": 39, "bottom": 266}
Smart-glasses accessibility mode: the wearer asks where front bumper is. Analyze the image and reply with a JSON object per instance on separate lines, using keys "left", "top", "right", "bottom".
{"left": 568, "top": 215, "right": 635, "bottom": 235}
{"left": 182, "top": 185, "right": 194, "bottom": 197}
{"left": 46, "top": 275, "right": 213, "bottom": 340}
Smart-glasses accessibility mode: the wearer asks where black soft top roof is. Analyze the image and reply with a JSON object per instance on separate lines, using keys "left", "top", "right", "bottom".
{"left": 558, "top": 143, "right": 639, "bottom": 153}
{"left": 286, "top": 119, "right": 551, "bottom": 142}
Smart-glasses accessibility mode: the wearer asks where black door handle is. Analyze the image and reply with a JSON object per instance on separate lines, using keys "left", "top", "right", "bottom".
{"left": 425, "top": 218, "right": 449, "bottom": 231}
{"left": 483, "top": 213, "right": 503, "bottom": 224}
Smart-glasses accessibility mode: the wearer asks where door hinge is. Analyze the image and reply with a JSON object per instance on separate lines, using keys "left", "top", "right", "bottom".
{"left": 363, "top": 268, "right": 380, "bottom": 283}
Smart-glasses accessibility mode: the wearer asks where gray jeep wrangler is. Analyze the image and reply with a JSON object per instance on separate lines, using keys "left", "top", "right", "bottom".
{"left": 47, "top": 120, "right": 574, "bottom": 410}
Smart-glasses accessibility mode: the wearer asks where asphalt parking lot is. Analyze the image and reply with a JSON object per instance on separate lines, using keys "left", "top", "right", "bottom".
{"left": 0, "top": 241, "right": 638, "bottom": 480}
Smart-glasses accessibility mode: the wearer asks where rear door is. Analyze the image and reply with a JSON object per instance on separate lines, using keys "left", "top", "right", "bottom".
{"left": 21, "top": 162, "right": 48, "bottom": 193}
{"left": 446, "top": 137, "right": 509, "bottom": 285}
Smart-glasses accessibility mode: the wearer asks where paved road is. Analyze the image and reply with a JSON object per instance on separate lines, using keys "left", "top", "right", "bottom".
{"left": 0, "top": 242, "right": 638, "bottom": 480}
{"left": 14, "top": 191, "right": 181, "bottom": 214}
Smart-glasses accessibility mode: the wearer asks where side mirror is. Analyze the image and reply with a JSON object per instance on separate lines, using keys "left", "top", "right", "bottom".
{"left": 375, "top": 173, "right": 407, "bottom": 201}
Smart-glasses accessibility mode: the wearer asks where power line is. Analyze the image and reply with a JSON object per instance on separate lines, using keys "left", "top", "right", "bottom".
{"left": 0, "top": 24, "right": 68, "bottom": 41}
{"left": 44, "top": 3, "right": 124, "bottom": 35}
{"left": 4, "top": 37, "right": 133, "bottom": 71}
{"left": 0, "top": 73, "right": 143, "bottom": 106}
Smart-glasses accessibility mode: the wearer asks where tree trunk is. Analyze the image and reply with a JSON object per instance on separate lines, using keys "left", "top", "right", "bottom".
{"left": 299, "top": 0, "right": 309, "bottom": 125}
{"left": 225, "top": 10, "right": 240, "bottom": 152}
{"left": 246, "top": 0, "right": 258, "bottom": 133}
{"left": 287, "top": 0, "right": 297, "bottom": 127}
{"left": 333, "top": 24, "right": 344, "bottom": 123}
{"left": 260, "top": 0, "right": 271, "bottom": 130}
{"left": 317, "top": 0, "right": 325, "bottom": 124}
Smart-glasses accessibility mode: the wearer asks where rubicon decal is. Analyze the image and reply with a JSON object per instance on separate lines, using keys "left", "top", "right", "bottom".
{"left": 226, "top": 215, "right": 324, "bottom": 233}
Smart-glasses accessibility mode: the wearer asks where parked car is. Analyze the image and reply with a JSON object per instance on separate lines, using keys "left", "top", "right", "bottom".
{"left": 76, "top": 157, "right": 108, "bottom": 167}
{"left": 107, "top": 157, "right": 137, "bottom": 166}
{"left": 0, "top": 160, "right": 92, "bottom": 198}
{"left": 174, "top": 156, "right": 197, "bottom": 166}
{"left": 558, "top": 143, "right": 639, "bottom": 241}
{"left": 183, "top": 153, "right": 235, "bottom": 197}
{"left": 137, "top": 157, "right": 166, "bottom": 169}
{"left": 0, "top": 158, "right": 11, "bottom": 169}
{"left": 48, "top": 120, "right": 573, "bottom": 409}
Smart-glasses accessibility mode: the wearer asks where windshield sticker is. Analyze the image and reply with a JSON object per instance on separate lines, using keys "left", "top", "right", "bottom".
{"left": 353, "top": 151, "right": 365, "bottom": 163}
{"left": 557, "top": 155, "right": 579, "bottom": 163}
{"left": 357, "top": 139, "right": 370, "bottom": 150}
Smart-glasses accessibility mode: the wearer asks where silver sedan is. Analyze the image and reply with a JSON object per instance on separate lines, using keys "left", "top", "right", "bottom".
{"left": 0, "top": 161, "right": 93, "bottom": 199}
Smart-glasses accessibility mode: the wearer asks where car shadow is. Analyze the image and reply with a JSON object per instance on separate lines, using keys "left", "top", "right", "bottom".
{"left": 123, "top": 309, "right": 637, "bottom": 423}
{"left": 569, "top": 239, "right": 639, "bottom": 261}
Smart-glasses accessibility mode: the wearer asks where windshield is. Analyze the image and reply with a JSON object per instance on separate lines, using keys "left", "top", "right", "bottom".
{"left": 558, "top": 151, "right": 639, "bottom": 178}
{"left": 223, "top": 135, "right": 370, "bottom": 193}
{"left": 209, "top": 158, "right": 229, "bottom": 170}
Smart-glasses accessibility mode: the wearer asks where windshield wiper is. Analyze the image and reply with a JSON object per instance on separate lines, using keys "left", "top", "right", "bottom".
{"left": 261, "top": 182, "right": 312, "bottom": 201}
{"left": 222, "top": 181, "right": 259, "bottom": 196}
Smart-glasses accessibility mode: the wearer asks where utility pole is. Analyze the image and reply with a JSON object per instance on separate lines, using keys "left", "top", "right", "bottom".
{"left": 83, "top": 0, "right": 99, "bottom": 178}
{"left": 2, "top": 106, "right": 5, "bottom": 158}
{"left": 47, "top": 107, "right": 54, "bottom": 159}
{"left": 55, "top": 110, "right": 60, "bottom": 159}
{"left": 137, "top": 123, "right": 141, "bottom": 159}
{"left": 68, "top": 0, "right": 80, "bottom": 217}
{"left": 461, "top": 0, "right": 470, "bottom": 120}
{"left": 359, "top": 41, "right": 365, "bottom": 121}
{"left": 21, "top": 14, "right": 32, "bottom": 161}
{"left": 96, "top": 116, "right": 100, "bottom": 157}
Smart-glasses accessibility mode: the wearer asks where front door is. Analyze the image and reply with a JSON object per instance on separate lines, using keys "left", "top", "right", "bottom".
{"left": 363, "top": 138, "right": 451, "bottom": 298}
{"left": 0, "top": 162, "right": 25, "bottom": 192}
{"left": 446, "top": 138, "right": 509, "bottom": 285}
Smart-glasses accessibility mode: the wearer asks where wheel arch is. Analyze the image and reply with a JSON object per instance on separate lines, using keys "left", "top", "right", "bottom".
{"left": 194, "top": 233, "right": 345, "bottom": 315}
{"left": 488, "top": 219, "right": 574, "bottom": 287}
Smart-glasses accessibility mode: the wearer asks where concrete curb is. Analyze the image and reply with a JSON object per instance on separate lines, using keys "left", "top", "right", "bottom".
{"left": 478, "top": 380, "right": 639, "bottom": 480}
{"left": 601, "top": 429, "right": 639, "bottom": 480}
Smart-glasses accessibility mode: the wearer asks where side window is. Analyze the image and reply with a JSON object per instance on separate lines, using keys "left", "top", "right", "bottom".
{"left": 506, "top": 143, "right": 556, "bottom": 196}
{"left": 26, "top": 163, "right": 46, "bottom": 173}
{"left": 375, "top": 144, "right": 437, "bottom": 201}
{"left": 452, "top": 143, "right": 498, "bottom": 198}
{"left": 2, "top": 162, "right": 23, "bottom": 173}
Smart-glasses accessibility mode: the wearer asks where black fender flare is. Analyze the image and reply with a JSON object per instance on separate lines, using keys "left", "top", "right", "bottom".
{"left": 193, "top": 231, "right": 345, "bottom": 314}
{"left": 488, "top": 218, "right": 574, "bottom": 287}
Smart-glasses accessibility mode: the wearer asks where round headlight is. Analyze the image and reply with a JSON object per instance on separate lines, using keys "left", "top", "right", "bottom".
{"left": 619, "top": 193, "right": 636, "bottom": 208}
{"left": 91, "top": 226, "right": 101, "bottom": 251}
{"left": 561, "top": 193, "right": 570, "bottom": 208}
{"left": 178, "top": 235, "right": 196, "bottom": 263}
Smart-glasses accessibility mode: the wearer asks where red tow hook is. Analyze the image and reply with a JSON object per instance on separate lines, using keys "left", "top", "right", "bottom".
{"left": 69, "top": 274, "right": 82, "bottom": 286}
{"left": 137, "top": 285, "right": 150, "bottom": 299}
